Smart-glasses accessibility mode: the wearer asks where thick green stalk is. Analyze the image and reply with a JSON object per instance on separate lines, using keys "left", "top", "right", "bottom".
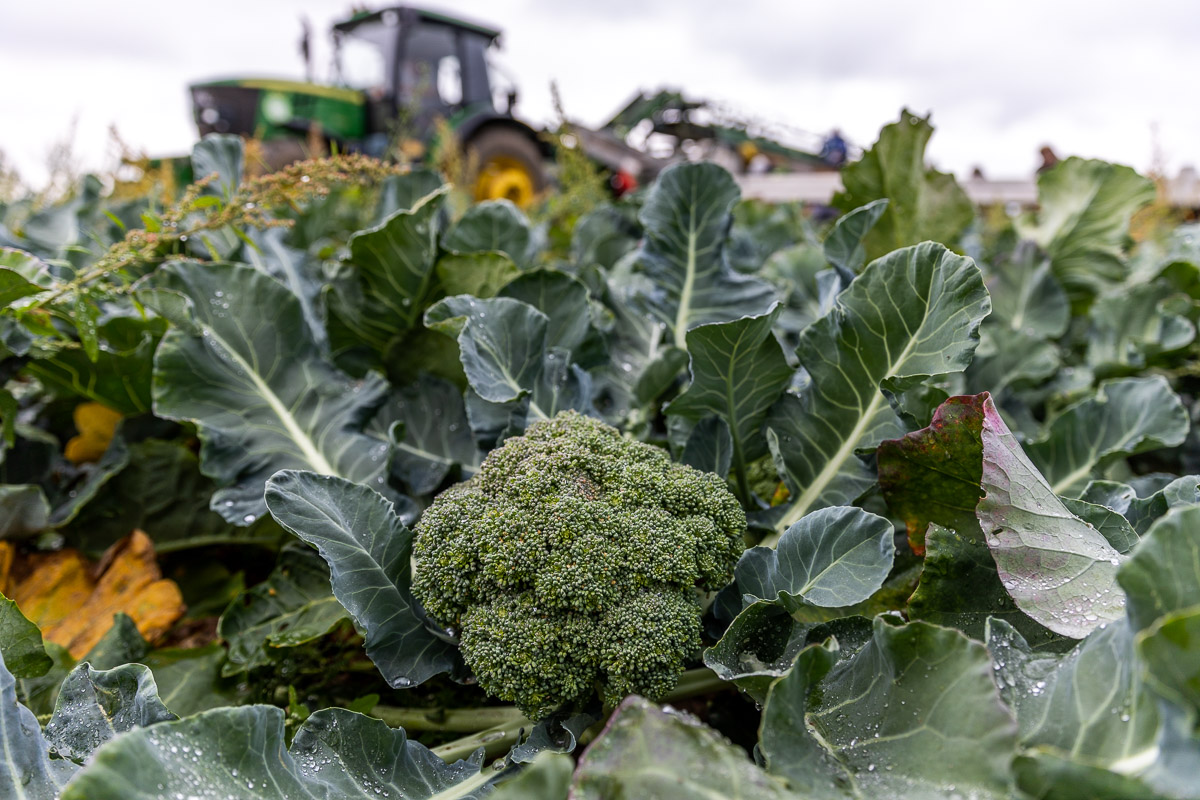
{"left": 663, "top": 667, "right": 732, "bottom": 703}
{"left": 432, "top": 715, "right": 535, "bottom": 763}
{"left": 371, "top": 704, "right": 529, "bottom": 733}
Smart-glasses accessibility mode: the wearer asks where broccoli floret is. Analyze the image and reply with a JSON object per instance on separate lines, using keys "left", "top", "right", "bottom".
{"left": 412, "top": 411, "right": 745, "bottom": 719}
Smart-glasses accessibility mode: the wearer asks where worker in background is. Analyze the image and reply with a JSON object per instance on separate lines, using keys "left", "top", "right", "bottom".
{"left": 820, "top": 129, "right": 847, "bottom": 167}
{"left": 1038, "top": 145, "right": 1060, "bottom": 173}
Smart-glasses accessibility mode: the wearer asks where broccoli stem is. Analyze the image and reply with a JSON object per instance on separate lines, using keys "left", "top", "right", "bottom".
{"left": 662, "top": 666, "right": 733, "bottom": 703}
{"left": 370, "top": 704, "right": 530, "bottom": 732}
{"left": 432, "top": 714, "right": 535, "bottom": 763}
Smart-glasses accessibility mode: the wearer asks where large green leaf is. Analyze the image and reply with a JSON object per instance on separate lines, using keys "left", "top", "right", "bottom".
{"left": 141, "top": 644, "right": 237, "bottom": 717}
{"left": 141, "top": 261, "right": 390, "bottom": 524}
{"left": 499, "top": 269, "right": 596, "bottom": 358}
{"left": 630, "top": 162, "right": 777, "bottom": 349}
{"left": 43, "top": 663, "right": 177, "bottom": 764}
{"left": 823, "top": 199, "right": 888, "bottom": 274}
{"left": 62, "top": 438, "right": 282, "bottom": 555}
{"left": 985, "top": 242, "right": 1070, "bottom": 338}
{"left": 877, "top": 393, "right": 986, "bottom": 551}
{"left": 426, "top": 296, "right": 592, "bottom": 427}
{"left": 1086, "top": 283, "right": 1195, "bottom": 375}
{"left": 61, "top": 706, "right": 496, "bottom": 800}
{"left": 1081, "top": 475, "right": 1200, "bottom": 536}
{"left": 704, "top": 607, "right": 873, "bottom": 703}
{"left": 436, "top": 251, "right": 520, "bottom": 299}
{"left": 265, "top": 470, "right": 463, "bottom": 688}
{"left": 218, "top": 544, "right": 349, "bottom": 675}
{"left": 0, "top": 653, "right": 74, "bottom": 800}
{"left": 666, "top": 306, "right": 792, "bottom": 502}
{"left": 987, "top": 618, "right": 1160, "bottom": 770}
{"left": 908, "top": 524, "right": 1061, "bottom": 646}
{"left": 767, "top": 241, "right": 990, "bottom": 539}
{"left": 373, "top": 373, "right": 481, "bottom": 496}
{"left": 25, "top": 316, "right": 163, "bottom": 415}
{"left": 573, "top": 696, "right": 790, "bottom": 799}
{"left": 330, "top": 186, "right": 448, "bottom": 354}
{"left": 1138, "top": 608, "right": 1200, "bottom": 717}
{"left": 245, "top": 226, "right": 329, "bottom": 351}
{"left": 736, "top": 506, "right": 894, "bottom": 609}
{"left": 442, "top": 199, "right": 531, "bottom": 264}
{"left": 759, "top": 618, "right": 1017, "bottom": 799}
{"left": 1017, "top": 157, "right": 1157, "bottom": 308}
{"left": 965, "top": 326, "right": 1061, "bottom": 397}
{"left": 0, "top": 593, "right": 50, "bottom": 678}
{"left": 977, "top": 394, "right": 1127, "bottom": 638}
{"left": 426, "top": 295, "right": 548, "bottom": 407}
{"left": 831, "top": 110, "right": 973, "bottom": 261}
{"left": 1118, "top": 505, "right": 1200, "bottom": 632}
{"left": 1026, "top": 377, "right": 1189, "bottom": 497}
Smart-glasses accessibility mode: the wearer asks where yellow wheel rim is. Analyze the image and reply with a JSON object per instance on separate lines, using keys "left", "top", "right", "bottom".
{"left": 474, "top": 156, "right": 536, "bottom": 207}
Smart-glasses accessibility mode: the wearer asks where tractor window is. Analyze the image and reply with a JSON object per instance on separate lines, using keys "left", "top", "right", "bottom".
{"left": 401, "top": 23, "right": 460, "bottom": 110}
{"left": 437, "top": 56, "right": 462, "bottom": 106}
{"left": 334, "top": 21, "right": 396, "bottom": 93}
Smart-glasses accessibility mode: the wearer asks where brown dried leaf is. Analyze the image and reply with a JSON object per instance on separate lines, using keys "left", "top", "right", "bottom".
{"left": 2, "top": 531, "right": 185, "bottom": 658}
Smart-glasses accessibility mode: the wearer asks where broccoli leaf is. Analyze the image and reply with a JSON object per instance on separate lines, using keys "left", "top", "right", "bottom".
{"left": 265, "top": 470, "right": 464, "bottom": 688}
{"left": 1025, "top": 377, "right": 1189, "bottom": 497}
{"left": 0, "top": 653, "right": 75, "bottom": 799}
{"left": 1016, "top": 157, "right": 1156, "bottom": 309}
{"left": 217, "top": 544, "right": 349, "bottom": 675}
{"left": 766, "top": 241, "right": 990, "bottom": 541}
{"left": 573, "top": 696, "right": 790, "bottom": 799}
{"left": 832, "top": 110, "right": 973, "bottom": 261}
{"left": 822, "top": 198, "right": 888, "bottom": 274}
{"left": 629, "top": 162, "right": 777, "bottom": 349}
{"left": 1119, "top": 505, "right": 1200, "bottom": 632}
{"left": 667, "top": 305, "right": 792, "bottom": 502}
{"left": 139, "top": 261, "right": 391, "bottom": 525}
{"left": 976, "top": 394, "right": 1127, "bottom": 638}
{"left": 987, "top": 618, "right": 1160, "bottom": 770}
{"left": 0, "top": 593, "right": 50, "bottom": 678}
{"left": 43, "top": 662, "right": 177, "bottom": 764}
{"left": 736, "top": 506, "right": 895, "bottom": 609}
{"left": 443, "top": 199, "right": 532, "bottom": 265}
{"left": 61, "top": 706, "right": 496, "bottom": 800}
{"left": 329, "top": 186, "right": 449, "bottom": 356}
{"left": 759, "top": 618, "right": 1017, "bottom": 799}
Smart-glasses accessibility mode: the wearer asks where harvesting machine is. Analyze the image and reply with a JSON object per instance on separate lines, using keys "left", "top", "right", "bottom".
{"left": 185, "top": 5, "right": 837, "bottom": 206}
{"left": 190, "top": 6, "right": 550, "bottom": 206}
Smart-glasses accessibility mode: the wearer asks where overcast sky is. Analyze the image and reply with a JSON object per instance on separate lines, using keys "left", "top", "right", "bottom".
{"left": 2, "top": 0, "right": 1199, "bottom": 188}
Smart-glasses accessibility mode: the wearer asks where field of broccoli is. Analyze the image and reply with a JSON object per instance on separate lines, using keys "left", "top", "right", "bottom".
{"left": 1, "top": 109, "right": 1199, "bottom": 799}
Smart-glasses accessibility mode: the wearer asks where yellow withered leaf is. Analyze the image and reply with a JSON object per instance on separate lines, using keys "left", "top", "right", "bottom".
{"left": 64, "top": 402, "right": 123, "bottom": 464}
{"left": 2, "top": 531, "right": 185, "bottom": 659}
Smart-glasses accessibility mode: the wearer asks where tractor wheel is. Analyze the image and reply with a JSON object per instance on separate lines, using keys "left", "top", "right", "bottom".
{"left": 467, "top": 127, "right": 546, "bottom": 209}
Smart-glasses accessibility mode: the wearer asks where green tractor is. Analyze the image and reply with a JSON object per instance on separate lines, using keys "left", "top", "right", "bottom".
{"left": 189, "top": 6, "right": 549, "bottom": 207}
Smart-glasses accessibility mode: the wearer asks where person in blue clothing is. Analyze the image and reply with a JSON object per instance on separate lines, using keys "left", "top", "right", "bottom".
{"left": 820, "top": 129, "right": 848, "bottom": 167}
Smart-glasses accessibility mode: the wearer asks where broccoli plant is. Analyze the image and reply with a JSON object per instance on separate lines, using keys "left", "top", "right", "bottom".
{"left": 411, "top": 411, "right": 746, "bottom": 720}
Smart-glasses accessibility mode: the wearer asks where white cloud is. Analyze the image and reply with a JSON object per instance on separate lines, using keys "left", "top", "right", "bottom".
{"left": 2, "top": 0, "right": 1197, "bottom": 186}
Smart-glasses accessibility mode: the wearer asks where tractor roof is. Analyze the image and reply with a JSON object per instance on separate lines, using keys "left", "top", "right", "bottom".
{"left": 333, "top": 6, "right": 502, "bottom": 40}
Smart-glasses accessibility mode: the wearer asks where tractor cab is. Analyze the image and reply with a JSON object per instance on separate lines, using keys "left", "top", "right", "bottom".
{"left": 332, "top": 7, "right": 503, "bottom": 148}
{"left": 190, "top": 6, "right": 547, "bottom": 205}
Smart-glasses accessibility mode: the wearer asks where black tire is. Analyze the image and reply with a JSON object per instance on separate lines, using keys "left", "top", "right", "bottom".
{"left": 466, "top": 126, "right": 548, "bottom": 206}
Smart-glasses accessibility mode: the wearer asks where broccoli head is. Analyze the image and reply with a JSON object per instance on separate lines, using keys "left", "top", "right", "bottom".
{"left": 412, "top": 411, "right": 746, "bottom": 719}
